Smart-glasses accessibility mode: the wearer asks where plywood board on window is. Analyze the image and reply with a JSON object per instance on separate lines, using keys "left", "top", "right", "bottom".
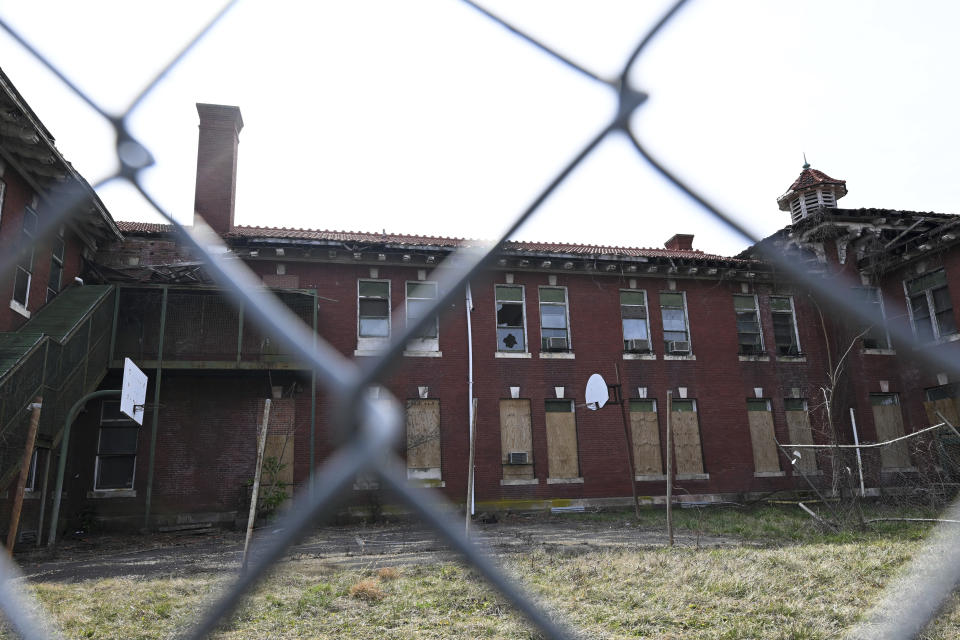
{"left": 785, "top": 410, "right": 818, "bottom": 472}
{"left": 630, "top": 411, "right": 662, "bottom": 475}
{"left": 406, "top": 399, "right": 441, "bottom": 470}
{"left": 872, "top": 404, "right": 911, "bottom": 469}
{"left": 264, "top": 434, "right": 294, "bottom": 497}
{"left": 748, "top": 410, "right": 780, "bottom": 473}
{"left": 500, "top": 399, "right": 533, "bottom": 479}
{"left": 545, "top": 411, "right": 579, "bottom": 478}
{"left": 670, "top": 410, "right": 704, "bottom": 474}
{"left": 924, "top": 398, "right": 960, "bottom": 432}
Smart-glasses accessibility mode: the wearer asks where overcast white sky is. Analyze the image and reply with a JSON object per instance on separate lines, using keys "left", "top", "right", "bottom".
{"left": 0, "top": 1, "right": 958, "bottom": 257}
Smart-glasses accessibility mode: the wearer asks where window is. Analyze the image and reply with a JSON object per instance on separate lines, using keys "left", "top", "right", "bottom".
{"left": 784, "top": 399, "right": 817, "bottom": 473}
{"left": 544, "top": 399, "right": 579, "bottom": 479}
{"left": 853, "top": 287, "right": 891, "bottom": 350}
{"left": 500, "top": 399, "right": 533, "bottom": 480}
{"left": 12, "top": 207, "right": 38, "bottom": 309}
{"left": 620, "top": 290, "right": 650, "bottom": 352}
{"left": 746, "top": 399, "right": 780, "bottom": 473}
{"left": 406, "top": 281, "right": 438, "bottom": 340}
{"left": 669, "top": 398, "right": 704, "bottom": 475}
{"left": 94, "top": 401, "right": 139, "bottom": 490}
{"left": 358, "top": 280, "right": 390, "bottom": 338}
{"left": 629, "top": 399, "right": 661, "bottom": 475}
{"left": 660, "top": 292, "right": 690, "bottom": 354}
{"left": 539, "top": 287, "right": 570, "bottom": 351}
{"left": 770, "top": 296, "right": 800, "bottom": 356}
{"left": 47, "top": 226, "right": 65, "bottom": 302}
{"left": 906, "top": 269, "right": 956, "bottom": 342}
{"left": 406, "top": 399, "right": 441, "bottom": 482}
{"left": 870, "top": 393, "right": 911, "bottom": 470}
{"left": 733, "top": 294, "right": 763, "bottom": 355}
{"left": 495, "top": 285, "right": 526, "bottom": 352}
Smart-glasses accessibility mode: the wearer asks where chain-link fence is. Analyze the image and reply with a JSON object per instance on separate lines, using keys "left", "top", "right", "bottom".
{"left": 0, "top": 0, "right": 959, "bottom": 638}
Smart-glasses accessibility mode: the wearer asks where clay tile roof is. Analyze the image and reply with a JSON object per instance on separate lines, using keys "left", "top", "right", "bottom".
{"left": 116, "top": 221, "right": 176, "bottom": 234}
{"left": 787, "top": 168, "right": 846, "bottom": 192}
{"left": 115, "top": 222, "right": 751, "bottom": 263}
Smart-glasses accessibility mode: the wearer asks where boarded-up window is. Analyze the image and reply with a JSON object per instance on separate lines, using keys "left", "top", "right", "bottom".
{"left": 629, "top": 399, "right": 662, "bottom": 475}
{"left": 500, "top": 399, "right": 533, "bottom": 479}
{"left": 406, "top": 399, "right": 441, "bottom": 480}
{"left": 670, "top": 399, "right": 704, "bottom": 474}
{"left": 924, "top": 385, "right": 960, "bottom": 430}
{"left": 747, "top": 399, "right": 780, "bottom": 473}
{"left": 871, "top": 393, "right": 911, "bottom": 469}
{"left": 545, "top": 399, "right": 579, "bottom": 478}
{"left": 784, "top": 398, "right": 817, "bottom": 473}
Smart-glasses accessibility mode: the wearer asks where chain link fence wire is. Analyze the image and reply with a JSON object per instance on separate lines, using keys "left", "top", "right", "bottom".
{"left": 0, "top": 0, "right": 960, "bottom": 638}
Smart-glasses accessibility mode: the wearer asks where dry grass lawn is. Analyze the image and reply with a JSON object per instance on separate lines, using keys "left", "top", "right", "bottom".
{"left": 12, "top": 505, "right": 960, "bottom": 639}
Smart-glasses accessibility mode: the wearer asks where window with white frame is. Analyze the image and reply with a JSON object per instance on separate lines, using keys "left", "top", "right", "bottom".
{"left": 620, "top": 290, "right": 650, "bottom": 352}
{"left": 46, "top": 226, "right": 65, "bottom": 302}
{"left": 94, "top": 401, "right": 139, "bottom": 490}
{"left": 358, "top": 280, "right": 390, "bottom": 339}
{"left": 906, "top": 269, "right": 957, "bottom": 342}
{"left": 539, "top": 287, "right": 570, "bottom": 351}
{"left": 733, "top": 294, "right": 763, "bottom": 355}
{"left": 660, "top": 292, "right": 691, "bottom": 354}
{"left": 406, "top": 281, "right": 439, "bottom": 350}
{"left": 770, "top": 295, "right": 800, "bottom": 356}
{"left": 12, "top": 207, "right": 38, "bottom": 309}
{"left": 854, "top": 287, "right": 891, "bottom": 350}
{"left": 495, "top": 285, "right": 526, "bottom": 352}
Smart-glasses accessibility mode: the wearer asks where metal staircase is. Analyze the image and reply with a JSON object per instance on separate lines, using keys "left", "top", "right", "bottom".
{"left": 0, "top": 285, "right": 116, "bottom": 488}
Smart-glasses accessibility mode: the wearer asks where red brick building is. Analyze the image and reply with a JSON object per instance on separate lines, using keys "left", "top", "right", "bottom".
{"left": 4, "top": 96, "right": 960, "bottom": 537}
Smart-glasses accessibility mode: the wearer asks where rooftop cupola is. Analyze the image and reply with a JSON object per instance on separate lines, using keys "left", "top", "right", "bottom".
{"left": 776, "top": 162, "right": 847, "bottom": 224}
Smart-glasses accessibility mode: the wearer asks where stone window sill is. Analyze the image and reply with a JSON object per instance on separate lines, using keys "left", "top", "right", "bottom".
{"left": 635, "top": 474, "right": 667, "bottom": 481}
{"left": 9, "top": 300, "right": 30, "bottom": 319}
{"left": 500, "top": 478, "right": 539, "bottom": 486}
{"left": 776, "top": 356, "right": 807, "bottom": 363}
{"left": 547, "top": 477, "right": 584, "bottom": 484}
{"left": 87, "top": 489, "right": 136, "bottom": 499}
{"left": 539, "top": 352, "right": 575, "bottom": 360}
{"left": 495, "top": 352, "right": 532, "bottom": 359}
{"left": 663, "top": 354, "right": 697, "bottom": 361}
{"left": 862, "top": 348, "right": 896, "bottom": 356}
{"left": 403, "top": 350, "right": 442, "bottom": 358}
{"left": 753, "top": 471, "right": 785, "bottom": 478}
{"left": 738, "top": 354, "right": 770, "bottom": 362}
{"left": 623, "top": 353, "right": 656, "bottom": 360}
{"left": 674, "top": 473, "right": 709, "bottom": 481}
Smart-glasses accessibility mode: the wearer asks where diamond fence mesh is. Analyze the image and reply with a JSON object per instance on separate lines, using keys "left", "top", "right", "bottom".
{"left": 0, "top": 0, "right": 958, "bottom": 638}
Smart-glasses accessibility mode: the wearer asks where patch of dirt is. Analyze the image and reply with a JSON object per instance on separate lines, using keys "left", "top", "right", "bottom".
{"left": 14, "top": 514, "right": 738, "bottom": 583}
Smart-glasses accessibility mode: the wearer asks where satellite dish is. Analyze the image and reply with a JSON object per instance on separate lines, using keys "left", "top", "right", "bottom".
{"left": 585, "top": 373, "right": 608, "bottom": 410}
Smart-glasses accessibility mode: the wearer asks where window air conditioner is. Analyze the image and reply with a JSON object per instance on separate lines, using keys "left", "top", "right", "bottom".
{"left": 626, "top": 338, "right": 650, "bottom": 353}
{"left": 546, "top": 336, "right": 568, "bottom": 351}
{"left": 668, "top": 340, "right": 691, "bottom": 354}
{"left": 508, "top": 452, "right": 529, "bottom": 465}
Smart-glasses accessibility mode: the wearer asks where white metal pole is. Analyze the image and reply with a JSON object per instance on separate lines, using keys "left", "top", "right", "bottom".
{"left": 465, "top": 283, "right": 476, "bottom": 534}
{"left": 849, "top": 407, "right": 866, "bottom": 496}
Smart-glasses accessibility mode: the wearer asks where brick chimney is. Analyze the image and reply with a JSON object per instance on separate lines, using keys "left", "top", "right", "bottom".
{"left": 664, "top": 234, "right": 694, "bottom": 251}
{"left": 193, "top": 103, "right": 243, "bottom": 235}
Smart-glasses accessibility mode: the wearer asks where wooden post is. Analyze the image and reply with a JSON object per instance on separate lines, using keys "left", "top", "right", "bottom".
{"left": 614, "top": 363, "right": 641, "bottom": 520}
{"left": 241, "top": 399, "right": 271, "bottom": 571}
{"left": 7, "top": 397, "right": 42, "bottom": 554}
{"left": 465, "top": 397, "right": 478, "bottom": 536}
{"left": 666, "top": 390, "right": 673, "bottom": 547}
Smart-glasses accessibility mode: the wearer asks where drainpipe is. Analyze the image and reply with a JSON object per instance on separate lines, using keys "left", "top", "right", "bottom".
{"left": 465, "top": 282, "right": 476, "bottom": 534}
{"left": 143, "top": 286, "right": 168, "bottom": 531}
{"left": 310, "top": 291, "right": 318, "bottom": 498}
